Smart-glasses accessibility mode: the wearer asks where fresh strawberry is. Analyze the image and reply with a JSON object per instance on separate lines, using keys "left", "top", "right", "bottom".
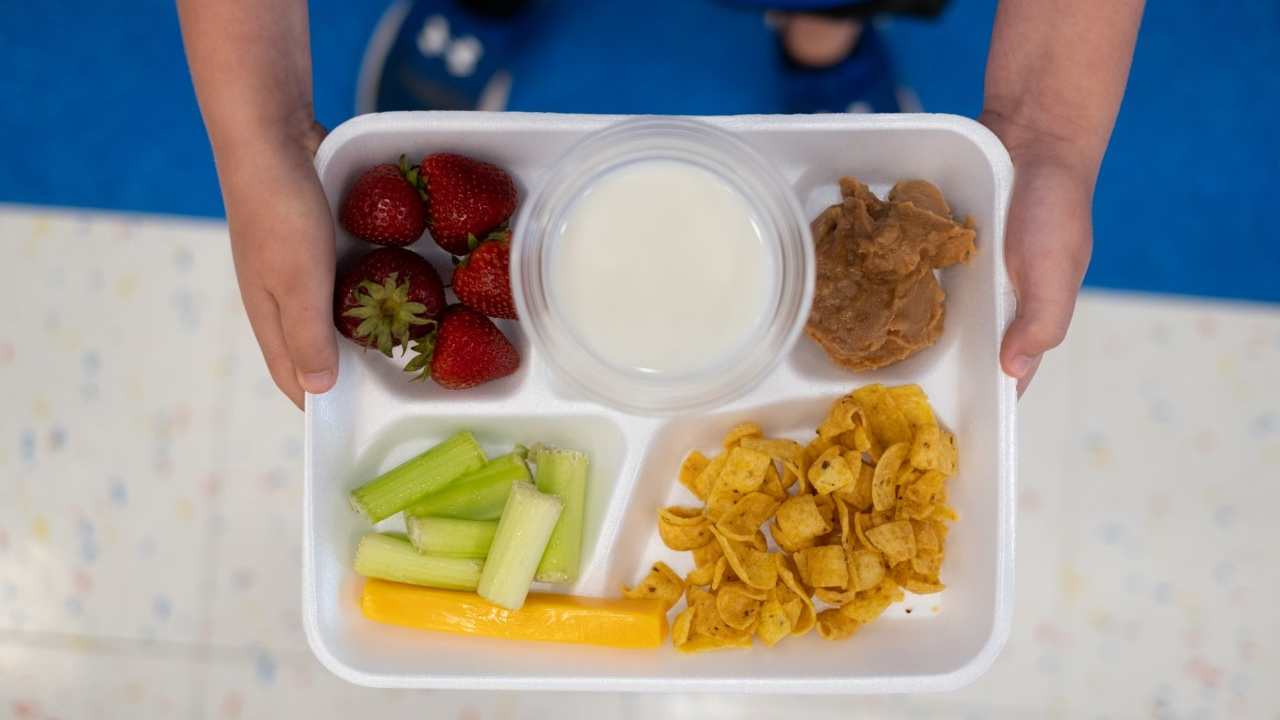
{"left": 404, "top": 305, "right": 520, "bottom": 389}
{"left": 339, "top": 156, "right": 427, "bottom": 246}
{"left": 452, "top": 229, "right": 518, "bottom": 319}
{"left": 334, "top": 246, "right": 446, "bottom": 357}
{"left": 419, "top": 152, "right": 518, "bottom": 256}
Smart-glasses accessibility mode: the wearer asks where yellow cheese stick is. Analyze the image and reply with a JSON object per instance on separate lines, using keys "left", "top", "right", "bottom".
{"left": 361, "top": 578, "right": 669, "bottom": 649}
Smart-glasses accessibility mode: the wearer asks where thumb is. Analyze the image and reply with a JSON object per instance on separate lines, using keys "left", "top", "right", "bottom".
{"left": 278, "top": 286, "right": 339, "bottom": 398}
{"left": 998, "top": 161, "right": 1093, "bottom": 396}
{"left": 1000, "top": 296, "right": 1072, "bottom": 397}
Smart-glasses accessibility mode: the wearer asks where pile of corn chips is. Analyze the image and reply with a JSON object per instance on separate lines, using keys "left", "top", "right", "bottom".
{"left": 623, "top": 383, "right": 959, "bottom": 652}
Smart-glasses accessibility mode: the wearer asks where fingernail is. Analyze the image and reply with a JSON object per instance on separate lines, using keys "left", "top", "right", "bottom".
{"left": 300, "top": 369, "right": 335, "bottom": 394}
{"left": 1007, "top": 354, "right": 1032, "bottom": 378}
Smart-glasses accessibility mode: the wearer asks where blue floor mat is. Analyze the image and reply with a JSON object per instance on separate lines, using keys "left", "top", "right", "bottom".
{"left": 1, "top": 0, "right": 1277, "bottom": 303}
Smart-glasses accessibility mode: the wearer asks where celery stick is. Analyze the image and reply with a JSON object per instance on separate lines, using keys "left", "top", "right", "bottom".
{"left": 406, "top": 516, "right": 498, "bottom": 558}
{"left": 476, "top": 481, "right": 562, "bottom": 610}
{"left": 402, "top": 452, "right": 530, "bottom": 520}
{"left": 348, "top": 430, "right": 486, "bottom": 524}
{"left": 531, "top": 446, "right": 589, "bottom": 584}
{"left": 353, "top": 533, "right": 483, "bottom": 590}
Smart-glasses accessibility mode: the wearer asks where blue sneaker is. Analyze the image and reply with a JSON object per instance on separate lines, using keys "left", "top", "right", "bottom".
{"left": 779, "top": 22, "right": 906, "bottom": 114}
{"left": 356, "top": 0, "right": 542, "bottom": 114}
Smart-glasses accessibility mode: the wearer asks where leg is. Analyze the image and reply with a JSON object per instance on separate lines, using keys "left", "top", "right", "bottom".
{"left": 774, "top": 8, "right": 900, "bottom": 114}
{"left": 764, "top": 0, "right": 952, "bottom": 113}
{"left": 778, "top": 12, "right": 864, "bottom": 68}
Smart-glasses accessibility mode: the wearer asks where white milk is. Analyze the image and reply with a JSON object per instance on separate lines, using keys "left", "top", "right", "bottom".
{"left": 549, "top": 158, "right": 775, "bottom": 376}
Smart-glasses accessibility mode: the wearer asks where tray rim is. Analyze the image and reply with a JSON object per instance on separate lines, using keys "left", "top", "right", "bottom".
{"left": 303, "top": 110, "right": 1018, "bottom": 694}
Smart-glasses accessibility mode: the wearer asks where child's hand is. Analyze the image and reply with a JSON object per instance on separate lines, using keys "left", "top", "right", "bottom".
{"left": 177, "top": 0, "right": 340, "bottom": 409}
{"left": 981, "top": 111, "right": 1097, "bottom": 398}
{"left": 995, "top": 149, "right": 1093, "bottom": 397}
{"left": 222, "top": 131, "right": 338, "bottom": 409}
{"left": 979, "top": 0, "right": 1145, "bottom": 398}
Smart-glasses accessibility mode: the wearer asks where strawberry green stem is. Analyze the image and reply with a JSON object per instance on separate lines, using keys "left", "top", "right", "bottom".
{"left": 343, "top": 272, "right": 431, "bottom": 357}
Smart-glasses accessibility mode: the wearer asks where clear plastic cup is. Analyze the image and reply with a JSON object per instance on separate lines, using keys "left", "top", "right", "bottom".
{"left": 511, "top": 116, "right": 814, "bottom": 415}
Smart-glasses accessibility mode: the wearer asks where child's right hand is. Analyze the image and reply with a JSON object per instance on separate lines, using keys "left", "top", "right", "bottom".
{"left": 177, "top": 0, "right": 340, "bottom": 410}
{"left": 220, "top": 124, "right": 339, "bottom": 409}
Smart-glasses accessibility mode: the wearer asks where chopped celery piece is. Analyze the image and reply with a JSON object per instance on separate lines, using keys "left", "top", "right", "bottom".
{"left": 352, "top": 533, "right": 483, "bottom": 590}
{"left": 348, "top": 430, "right": 486, "bottom": 524}
{"left": 531, "top": 446, "right": 589, "bottom": 584}
{"left": 406, "top": 516, "right": 498, "bottom": 558}
{"left": 476, "top": 481, "right": 562, "bottom": 610}
{"left": 403, "top": 452, "right": 530, "bottom": 520}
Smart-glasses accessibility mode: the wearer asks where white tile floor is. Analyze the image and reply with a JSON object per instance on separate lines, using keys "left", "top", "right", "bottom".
{"left": 1, "top": 204, "right": 1278, "bottom": 719}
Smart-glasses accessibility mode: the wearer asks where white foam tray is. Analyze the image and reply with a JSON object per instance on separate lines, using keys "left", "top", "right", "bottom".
{"left": 303, "top": 111, "right": 1017, "bottom": 694}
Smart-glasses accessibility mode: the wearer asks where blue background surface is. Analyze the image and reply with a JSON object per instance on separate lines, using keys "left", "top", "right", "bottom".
{"left": 1, "top": 0, "right": 1277, "bottom": 303}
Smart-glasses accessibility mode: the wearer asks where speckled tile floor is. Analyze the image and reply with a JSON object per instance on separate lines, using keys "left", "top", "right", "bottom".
{"left": 1, "top": 205, "right": 1277, "bottom": 719}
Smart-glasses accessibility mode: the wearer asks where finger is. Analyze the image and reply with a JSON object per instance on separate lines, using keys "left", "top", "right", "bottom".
{"left": 219, "top": 135, "right": 337, "bottom": 409}
{"left": 999, "top": 285, "right": 1074, "bottom": 384}
{"left": 241, "top": 287, "right": 307, "bottom": 409}
{"left": 999, "top": 241, "right": 1074, "bottom": 386}
{"left": 997, "top": 161, "right": 1091, "bottom": 394}
{"left": 275, "top": 249, "right": 339, "bottom": 398}
{"left": 1014, "top": 352, "right": 1043, "bottom": 398}
{"left": 279, "top": 300, "right": 338, "bottom": 398}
